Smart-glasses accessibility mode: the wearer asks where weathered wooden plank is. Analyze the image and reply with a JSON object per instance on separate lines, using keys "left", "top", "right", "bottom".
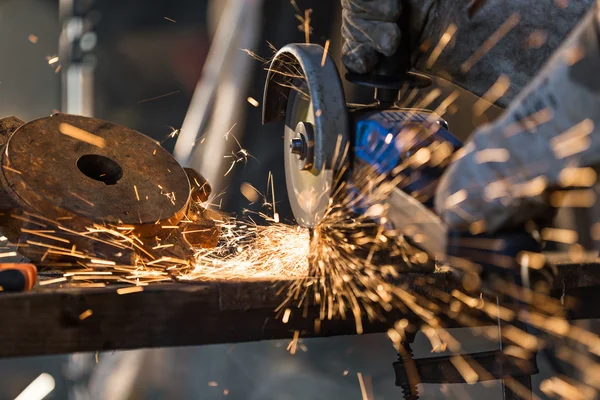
{"left": 0, "top": 260, "right": 598, "bottom": 359}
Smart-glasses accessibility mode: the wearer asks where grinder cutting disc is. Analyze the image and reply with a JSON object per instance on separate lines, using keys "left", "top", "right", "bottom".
{"left": 263, "top": 44, "right": 349, "bottom": 228}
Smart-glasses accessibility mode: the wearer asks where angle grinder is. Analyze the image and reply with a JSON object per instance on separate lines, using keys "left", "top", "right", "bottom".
{"left": 262, "top": 43, "right": 543, "bottom": 279}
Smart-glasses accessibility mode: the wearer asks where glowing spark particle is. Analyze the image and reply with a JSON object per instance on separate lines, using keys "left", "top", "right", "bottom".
{"left": 79, "top": 309, "right": 93, "bottom": 320}
{"left": 133, "top": 185, "right": 140, "bottom": 201}
{"left": 287, "top": 330, "right": 300, "bottom": 354}
{"left": 473, "top": 75, "right": 510, "bottom": 116}
{"left": 116, "top": 286, "right": 144, "bottom": 295}
{"left": 69, "top": 192, "right": 95, "bottom": 207}
{"left": 450, "top": 356, "right": 479, "bottom": 384}
{"left": 90, "top": 259, "right": 117, "bottom": 266}
{"left": 563, "top": 45, "right": 585, "bottom": 65}
{"left": 384, "top": 133, "right": 393, "bottom": 145}
{"left": 138, "top": 90, "right": 180, "bottom": 104}
{"left": 28, "top": 34, "right": 38, "bottom": 44}
{"left": 303, "top": 9, "right": 312, "bottom": 43}
{"left": 0, "top": 251, "right": 17, "bottom": 258}
{"left": 474, "top": 148, "right": 510, "bottom": 164}
{"left": 240, "top": 182, "right": 260, "bottom": 203}
{"left": 526, "top": 30, "right": 547, "bottom": 49}
{"left": 551, "top": 119, "right": 594, "bottom": 159}
{"left": 512, "top": 176, "right": 547, "bottom": 198}
{"left": 504, "top": 108, "right": 554, "bottom": 137}
{"left": 558, "top": 167, "right": 597, "bottom": 187}
{"left": 39, "top": 277, "right": 67, "bottom": 286}
{"left": 357, "top": 372, "right": 370, "bottom": 400}
{"left": 315, "top": 109, "right": 322, "bottom": 117}
{"left": 208, "top": 382, "right": 218, "bottom": 387}
{"left": 517, "top": 251, "right": 546, "bottom": 270}
{"left": 461, "top": 13, "right": 520, "bottom": 73}
{"left": 321, "top": 39, "right": 330, "bottom": 67}
{"left": 540, "top": 377, "right": 590, "bottom": 400}
{"left": 343, "top": 370, "right": 349, "bottom": 376}
{"left": 14, "top": 373, "right": 55, "bottom": 400}
{"left": 444, "top": 189, "right": 467, "bottom": 208}
{"left": 426, "top": 24, "right": 457, "bottom": 69}
{"left": 273, "top": 213, "right": 280, "bottom": 223}
{"left": 3, "top": 165, "right": 22, "bottom": 174}
{"left": 223, "top": 389, "right": 229, "bottom": 395}
{"left": 550, "top": 190, "right": 596, "bottom": 208}
{"left": 282, "top": 308, "right": 292, "bottom": 323}
{"left": 152, "top": 244, "right": 174, "bottom": 250}
{"left": 164, "top": 16, "right": 176, "bottom": 23}
{"left": 59, "top": 123, "right": 106, "bottom": 148}
{"left": 47, "top": 56, "right": 59, "bottom": 65}
{"left": 541, "top": 228, "right": 578, "bottom": 244}
{"left": 247, "top": 97, "right": 259, "bottom": 107}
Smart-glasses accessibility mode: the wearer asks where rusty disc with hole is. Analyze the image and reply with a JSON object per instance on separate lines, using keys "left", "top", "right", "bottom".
{"left": 1, "top": 114, "right": 190, "bottom": 234}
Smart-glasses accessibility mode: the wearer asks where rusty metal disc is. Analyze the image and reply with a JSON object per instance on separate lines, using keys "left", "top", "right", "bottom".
{"left": 2, "top": 114, "right": 190, "bottom": 234}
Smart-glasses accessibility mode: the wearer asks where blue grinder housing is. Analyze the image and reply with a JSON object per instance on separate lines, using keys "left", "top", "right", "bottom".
{"left": 352, "top": 109, "right": 463, "bottom": 208}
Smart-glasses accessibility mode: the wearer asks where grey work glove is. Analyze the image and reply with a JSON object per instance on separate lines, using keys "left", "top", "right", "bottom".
{"left": 435, "top": 4, "right": 600, "bottom": 233}
{"left": 341, "top": 0, "right": 591, "bottom": 107}
{"left": 341, "top": 0, "right": 402, "bottom": 74}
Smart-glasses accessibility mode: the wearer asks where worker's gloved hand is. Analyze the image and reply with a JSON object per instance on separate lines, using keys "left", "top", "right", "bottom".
{"left": 435, "top": 5, "right": 600, "bottom": 233}
{"left": 341, "top": 0, "right": 403, "bottom": 74}
{"left": 341, "top": 0, "right": 591, "bottom": 107}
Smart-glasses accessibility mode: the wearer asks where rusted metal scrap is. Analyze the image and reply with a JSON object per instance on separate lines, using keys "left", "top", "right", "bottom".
{"left": 0, "top": 113, "right": 220, "bottom": 266}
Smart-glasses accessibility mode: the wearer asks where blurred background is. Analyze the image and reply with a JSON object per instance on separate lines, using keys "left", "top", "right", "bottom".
{"left": 0, "top": 0, "right": 581, "bottom": 399}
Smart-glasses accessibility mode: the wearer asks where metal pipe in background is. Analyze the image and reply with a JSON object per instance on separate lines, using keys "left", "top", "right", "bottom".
{"left": 173, "top": 0, "right": 264, "bottom": 194}
{"left": 59, "top": 0, "right": 97, "bottom": 116}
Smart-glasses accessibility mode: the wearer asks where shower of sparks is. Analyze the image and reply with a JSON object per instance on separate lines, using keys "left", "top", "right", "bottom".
{"left": 24, "top": 35, "right": 600, "bottom": 399}
{"left": 183, "top": 221, "right": 309, "bottom": 281}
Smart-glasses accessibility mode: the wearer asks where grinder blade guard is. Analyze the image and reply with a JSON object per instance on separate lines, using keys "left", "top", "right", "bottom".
{"left": 263, "top": 44, "right": 350, "bottom": 228}
{"left": 263, "top": 43, "right": 454, "bottom": 257}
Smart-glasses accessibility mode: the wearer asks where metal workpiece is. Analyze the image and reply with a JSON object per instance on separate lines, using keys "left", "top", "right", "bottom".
{"left": 0, "top": 113, "right": 220, "bottom": 264}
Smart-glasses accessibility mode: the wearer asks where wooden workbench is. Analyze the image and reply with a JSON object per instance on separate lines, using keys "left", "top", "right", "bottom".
{"left": 0, "top": 258, "right": 598, "bottom": 359}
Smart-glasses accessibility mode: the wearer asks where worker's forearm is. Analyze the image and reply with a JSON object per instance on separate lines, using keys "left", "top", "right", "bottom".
{"left": 435, "top": 2, "right": 600, "bottom": 232}
{"left": 488, "top": 4, "right": 600, "bottom": 184}
{"left": 414, "top": 0, "right": 592, "bottom": 107}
